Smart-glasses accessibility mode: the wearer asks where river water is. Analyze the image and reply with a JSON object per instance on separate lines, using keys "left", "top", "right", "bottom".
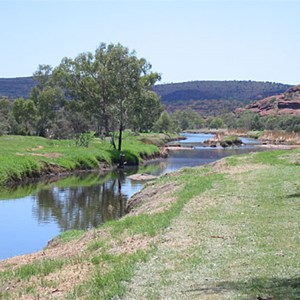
{"left": 0, "top": 133, "right": 262, "bottom": 260}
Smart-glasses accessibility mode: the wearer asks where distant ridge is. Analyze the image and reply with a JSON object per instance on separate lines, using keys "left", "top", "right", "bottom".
{"left": 153, "top": 80, "right": 292, "bottom": 115}
{"left": 0, "top": 77, "right": 36, "bottom": 99}
{"left": 0, "top": 77, "right": 293, "bottom": 116}
{"left": 153, "top": 80, "right": 291, "bottom": 102}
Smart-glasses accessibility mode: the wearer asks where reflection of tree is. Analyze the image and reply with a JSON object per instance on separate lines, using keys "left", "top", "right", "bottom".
{"left": 33, "top": 171, "right": 128, "bottom": 231}
{"left": 29, "top": 161, "right": 167, "bottom": 232}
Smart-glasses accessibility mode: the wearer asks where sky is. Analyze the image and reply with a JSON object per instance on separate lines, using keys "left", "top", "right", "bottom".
{"left": 1, "top": 0, "right": 299, "bottom": 85}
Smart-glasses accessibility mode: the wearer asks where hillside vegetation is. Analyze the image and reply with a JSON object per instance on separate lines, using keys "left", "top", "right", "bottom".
{"left": 154, "top": 80, "right": 291, "bottom": 116}
{"left": 154, "top": 80, "right": 291, "bottom": 102}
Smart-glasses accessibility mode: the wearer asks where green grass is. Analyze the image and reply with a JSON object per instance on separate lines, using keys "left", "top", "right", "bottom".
{"left": 54, "top": 229, "right": 85, "bottom": 244}
{"left": 0, "top": 259, "right": 66, "bottom": 282}
{"left": 88, "top": 249, "right": 150, "bottom": 299}
{"left": 201, "top": 157, "right": 300, "bottom": 299}
{"left": 0, "top": 133, "right": 167, "bottom": 187}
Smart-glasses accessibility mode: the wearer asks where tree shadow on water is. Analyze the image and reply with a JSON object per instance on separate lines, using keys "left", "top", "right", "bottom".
{"left": 185, "top": 277, "right": 300, "bottom": 299}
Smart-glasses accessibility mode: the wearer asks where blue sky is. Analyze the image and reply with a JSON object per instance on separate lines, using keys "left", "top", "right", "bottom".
{"left": 1, "top": 0, "right": 299, "bottom": 85}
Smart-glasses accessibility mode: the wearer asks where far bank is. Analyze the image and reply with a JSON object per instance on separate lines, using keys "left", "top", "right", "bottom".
{"left": 0, "top": 132, "right": 179, "bottom": 187}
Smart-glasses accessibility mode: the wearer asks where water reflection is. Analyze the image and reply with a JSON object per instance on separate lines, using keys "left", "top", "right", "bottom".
{"left": 0, "top": 133, "right": 264, "bottom": 260}
{"left": 32, "top": 170, "right": 138, "bottom": 230}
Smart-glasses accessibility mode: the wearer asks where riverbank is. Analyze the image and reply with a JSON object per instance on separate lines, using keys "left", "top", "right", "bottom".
{"left": 1, "top": 148, "right": 299, "bottom": 299}
{"left": 0, "top": 133, "right": 177, "bottom": 187}
{"left": 186, "top": 128, "right": 300, "bottom": 145}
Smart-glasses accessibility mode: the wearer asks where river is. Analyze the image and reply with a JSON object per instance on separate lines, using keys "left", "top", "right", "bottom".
{"left": 0, "top": 133, "right": 262, "bottom": 260}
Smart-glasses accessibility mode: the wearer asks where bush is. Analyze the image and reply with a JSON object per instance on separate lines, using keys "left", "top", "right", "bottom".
{"left": 75, "top": 132, "right": 95, "bottom": 147}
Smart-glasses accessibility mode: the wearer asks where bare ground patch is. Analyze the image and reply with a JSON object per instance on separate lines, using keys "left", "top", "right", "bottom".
{"left": 109, "top": 234, "right": 154, "bottom": 256}
{"left": 126, "top": 182, "right": 181, "bottom": 215}
{"left": 16, "top": 152, "right": 62, "bottom": 159}
{"left": 3, "top": 262, "right": 91, "bottom": 300}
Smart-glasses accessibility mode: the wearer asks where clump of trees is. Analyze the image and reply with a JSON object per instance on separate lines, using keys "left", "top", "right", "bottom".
{"left": 152, "top": 108, "right": 206, "bottom": 133}
{"left": 0, "top": 43, "right": 163, "bottom": 151}
{"left": 231, "top": 111, "right": 300, "bottom": 132}
{"left": 152, "top": 108, "right": 300, "bottom": 133}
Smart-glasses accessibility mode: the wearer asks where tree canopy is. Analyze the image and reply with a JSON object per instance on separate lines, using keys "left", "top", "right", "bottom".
{"left": 6, "top": 43, "right": 163, "bottom": 151}
{"left": 51, "top": 43, "right": 162, "bottom": 150}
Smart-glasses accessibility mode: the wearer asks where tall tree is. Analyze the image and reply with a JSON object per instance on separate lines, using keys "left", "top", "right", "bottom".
{"left": 0, "top": 97, "right": 12, "bottom": 135}
{"left": 103, "top": 44, "right": 160, "bottom": 150}
{"left": 171, "top": 108, "right": 205, "bottom": 130}
{"left": 12, "top": 98, "right": 37, "bottom": 135}
{"left": 128, "top": 90, "right": 163, "bottom": 132}
{"left": 153, "top": 110, "right": 177, "bottom": 133}
{"left": 53, "top": 50, "right": 111, "bottom": 136}
{"left": 53, "top": 43, "right": 160, "bottom": 151}
{"left": 30, "top": 65, "right": 64, "bottom": 137}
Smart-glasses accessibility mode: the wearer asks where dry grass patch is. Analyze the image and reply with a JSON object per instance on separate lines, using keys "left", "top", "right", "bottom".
{"left": 3, "top": 262, "right": 91, "bottom": 300}
{"left": 126, "top": 182, "right": 181, "bottom": 215}
{"left": 280, "top": 151, "right": 300, "bottom": 164}
{"left": 212, "top": 158, "right": 266, "bottom": 175}
{"left": 109, "top": 234, "right": 154, "bottom": 256}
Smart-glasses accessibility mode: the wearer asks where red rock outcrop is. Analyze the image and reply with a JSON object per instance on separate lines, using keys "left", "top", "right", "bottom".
{"left": 239, "top": 85, "right": 300, "bottom": 116}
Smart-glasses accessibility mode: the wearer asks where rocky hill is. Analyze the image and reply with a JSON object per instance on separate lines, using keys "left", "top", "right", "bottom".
{"left": 153, "top": 80, "right": 292, "bottom": 116}
{"left": 240, "top": 85, "right": 300, "bottom": 116}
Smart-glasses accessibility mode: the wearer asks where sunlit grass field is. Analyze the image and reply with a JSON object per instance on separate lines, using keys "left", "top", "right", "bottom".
{"left": 0, "top": 133, "right": 164, "bottom": 186}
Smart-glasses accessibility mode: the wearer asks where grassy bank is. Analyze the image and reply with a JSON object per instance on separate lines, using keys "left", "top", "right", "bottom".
{"left": 0, "top": 132, "right": 175, "bottom": 187}
{"left": 1, "top": 148, "right": 300, "bottom": 299}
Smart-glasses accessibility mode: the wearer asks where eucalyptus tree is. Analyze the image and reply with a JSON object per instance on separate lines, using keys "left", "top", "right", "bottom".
{"left": 171, "top": 108, "right": 205, "bottom": 131}
{"left": 53, "top": 48, "right": 112, "bottom": 136}
{"left": 154, "top": 110, "right": 177, "bottom": 133}
{"left": 30, "top": 65, "right": 64, "bottom": 137}
{"left": 103, "top": 44, "right": 160, "bottom": 150}
{"left": 128, "top": 90, "right": 163, "bottom": 132}
{"left": 12, "top": 98, "right": 37, "bottom": 135}
{"left": 53, "top": 43, "right": 161, "bottom": 151}
{"left": 0, "top": 97, "right": 12, "bottom": 135}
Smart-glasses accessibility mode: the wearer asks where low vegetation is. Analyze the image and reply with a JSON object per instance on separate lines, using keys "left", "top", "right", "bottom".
{"left": 259, "top": 130, "right": 300, "bottom": 145}
{"left": 1, "top": 148, "right": 299, "bottom": 299}
{"left": 0, "top": 132, "right": 169, "bottom": 187}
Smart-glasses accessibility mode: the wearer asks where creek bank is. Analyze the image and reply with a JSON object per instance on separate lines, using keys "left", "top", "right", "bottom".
{"left": 1, "top": 133, "right": 179, "bottom": 188}
{"left": 186, "top": 129, "right": 300, "bottom": 146}
{"left": 6, "top": 148, "right": 167, "bottom": 188}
